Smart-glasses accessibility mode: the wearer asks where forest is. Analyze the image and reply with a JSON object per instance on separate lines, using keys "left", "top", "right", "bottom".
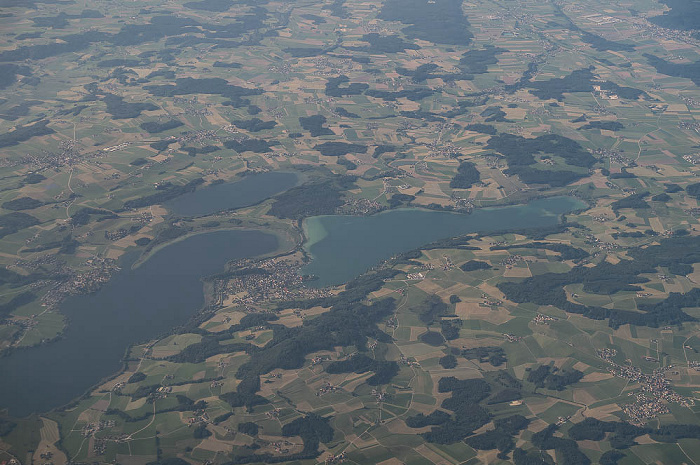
{"left": 139, "top": 120, "right": 183, "bottom": 134}
{"left": 0, "top": 120, "right": 54, "bottom": 148}
{"left": 520, "top": 68, "right": 645, "bottom": 101}
{"left": 498, "top": 236, "right": 700, "bottom": 327}
{"left": 1, "top": 196, "right": 42, "bottom": 211}
{"left": 531, "top": 425, "right": 590, "bottom": 465}
{"left": 146, "top": 77, "right": 262, "bottom": 107}
{"left": 231, "top": 118, "right": 277, "bottom": 132}
{"left": 459, "top": 260, "right": 491, "bottom": 271}
{"left": 569, "top": 417, "right": 700, "bottom": 448}
{"left": 465, "top": 123, "right": 497, "bottom": 134}
{"left": 223, "top": 138, "right": 275, "bottom": 153}
{"left": 486, "top": 133, "right": 595, "bottom": 186}
{"left": 449, "top": 161, "right": 481, "bottom": 188}
{"left": 525, "top": 364, "right": 584, "bottom": 391}
{"left": 103, "top": 94, "right": 158, "bottom": 119}
{"left": 299, "top": 115, "right": 334, "bottom": 137}
{"left": 324, "top": 75, "right": 369, "bottom": 97}
{"left": 461, "top": 346, "right": 506, "bottom": 367}
{"left": 611, "top": 192, "right": 650, "bottom": 212}
{"left": 313, "top": 142, "right": 367, "bottom": 157}
{"left": 0, "top": 212, "right": 40, "bottom": 238}
{"left": 490, "top": 242, "right": 589, "bottom": 261}
{"left": 579, "top": 121, "right": 624, "bottom": 131}
{"left": 365, "top": 88, "right": 434, "bottom": 102}
{"left": 416, "top": 294, "right": 450, "bottom": 325}
{"left": 378, "top": 0, "right": 473, "bottom": 45}
{"left": 465, "top": 414, "right": 530, "bottom": 458}
{"left": 268, "top": 176, "right": 355, "bottom": 219}
{"left": 647, "top": 0, "right": 700, "bottom": 32}
{"left": 417, "top": 377, "right": 492, "bottom": 445}
{"left": 355, "top": 33, "right": 420, "bottom": 53}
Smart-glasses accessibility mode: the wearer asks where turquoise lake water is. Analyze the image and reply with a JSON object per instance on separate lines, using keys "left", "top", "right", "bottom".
{"left": 301, "top": 196, "right": 586, "bottom": 287}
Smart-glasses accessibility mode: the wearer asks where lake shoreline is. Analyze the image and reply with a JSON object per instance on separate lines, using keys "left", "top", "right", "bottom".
{"left": 301, "top": 196, "right": 587, "bottom": 287}
{"left": 0, "top": 194, "right": 586, "bottom": 417}
{"left": 0, "top": 230, "right": 282, "bottom": 417}
{"left": 132, "top": 223, "right": 299, "bottom": 270}
{"left": 163, "top": 171, "right": 302, "bottom": 218}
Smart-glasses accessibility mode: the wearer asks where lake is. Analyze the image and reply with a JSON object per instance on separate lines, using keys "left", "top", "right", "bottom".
{"left": 0, "top": 195, "right": 584, "bottom": 416}
{"left": 301, "top": 196, "right": 586, "bottom": 287}
{"left": 164, "top": 171, "right": 300, "bottom": 216}
{"left": 0, "top": 230, "right": 278, "bottom": 417}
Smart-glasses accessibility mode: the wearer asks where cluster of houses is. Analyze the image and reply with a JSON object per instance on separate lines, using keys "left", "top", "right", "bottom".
{"left": 598, "top": 348, "right": 694, "bottom": 424}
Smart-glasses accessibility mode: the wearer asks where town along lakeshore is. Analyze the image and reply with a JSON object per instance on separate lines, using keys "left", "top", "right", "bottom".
{"left": 302, "top": 196, "right": 586, "bottom": 287}
{"left": 0, "top": 230, "right": 278, "bottom": 417}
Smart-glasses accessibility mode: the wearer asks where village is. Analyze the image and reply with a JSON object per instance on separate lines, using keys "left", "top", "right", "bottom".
{"left": 215, "top": 257, "right": 333, "bottom": 310}
{"left": 598, "top": 348, "right": 694, "bottom": 425}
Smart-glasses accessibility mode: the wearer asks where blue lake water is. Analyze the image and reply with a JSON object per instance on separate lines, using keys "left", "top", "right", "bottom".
{"left": 0, "top": 191, "right": 585, "bottom": 417}
{"left": 0, "top": 230, "right": 278, "bottom": 417}
{"left": 301, "top": 196, "right": 586, "bottom": 287}
{"left": 164, "top": 171, "right": 300, "bottom": 216}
